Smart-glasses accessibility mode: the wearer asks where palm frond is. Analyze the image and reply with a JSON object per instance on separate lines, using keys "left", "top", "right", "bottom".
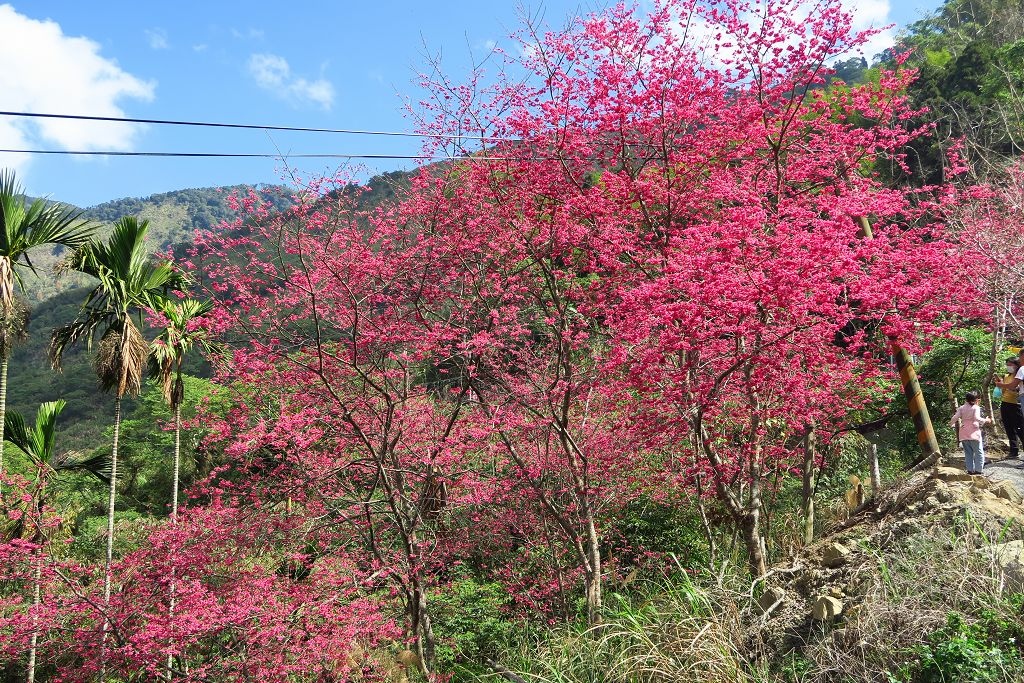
{"left": 0, "top": 169, "right": 95, "bottom": 275}
{"left": 51, "top": 215, "right": 187, "bottom": 396}
{"left": 4, "top": 400, "right": 65, "bottom": 465}
{"left": 50, "top": 450, "right": 112, "bottom": 483}
{"left": 95, "top": 320, "right": 148, "bottom": 397}
{"left": 3, "top": 399, "right": 109, "bottom": 483}
{"left": 0, "top": 294, "right": 29, "bottom": 356}
{"left": 49, "top": 314, "right": 107, "bottom": 371}
{"left": 147, "top": 296, "right": 217, "bottom": 406}
{"left": 3, "top": 409, "right": 38, "bottom": 465}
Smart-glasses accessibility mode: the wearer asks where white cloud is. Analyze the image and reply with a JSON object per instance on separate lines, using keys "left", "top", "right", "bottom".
{"left": 670, "top": 0, "right": 896, "bottom": 72}
{"left": 145, "top": 27, "right": 168, "bottom": 50}
{"left": 232, "top": 27, "right": 265, "bottom": 40}
{"left": 247, "top": 53, "right": 334, "bottom": 109}
{"left": 848, "top": 0, "right": 896, "bottom": 61}
{"left": 193, "top": 43, "right": 208, "bottom": 53}
{"left": 0, "top": 4, "right": 155, "bottom": 174}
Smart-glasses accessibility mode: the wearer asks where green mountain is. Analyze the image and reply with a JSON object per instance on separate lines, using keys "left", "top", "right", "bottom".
{"left": 18, "top": 185, "right": 294, "bottom": 305}
{"left": 10, "top": 172, "right": 414, "bottom": 450}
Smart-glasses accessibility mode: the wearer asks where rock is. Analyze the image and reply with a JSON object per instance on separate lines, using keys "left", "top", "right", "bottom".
{"left": 934, "top": 466, "right": 973, "bottom": 483}
{"left": 756, "top": 586, "right": 785, "bottom": 615}
{"left": 925, "top": 495, "right": 942, "bottom": 508}
{"left": 972, "top": 476, "right": 990, "bottom": 490}
{"left": 979, "top": 541, "right": 1024, "bottom": 592}
{"left": 812, "top": 595, "right": 844, "bottom": 621}
{"left": 991, "top": 480, "right": 1023, "bottom": 504}
{"left": 822, "top": 542, "right": 852, "bottom": 568}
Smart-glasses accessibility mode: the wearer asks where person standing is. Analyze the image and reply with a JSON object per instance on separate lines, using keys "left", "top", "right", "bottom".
{"left": 993, "top": 357, "right": 1024, "bottom": 459}
{"left": 950, "top": 391, "right": 991, "bottom": 475}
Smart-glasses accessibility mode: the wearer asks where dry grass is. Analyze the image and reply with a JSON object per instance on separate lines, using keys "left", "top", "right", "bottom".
{"left": 788, "top": 529, "right": 1024, "bottom": 682}
{"left": 487, "top": 571, "right": 752, "bottom": 683}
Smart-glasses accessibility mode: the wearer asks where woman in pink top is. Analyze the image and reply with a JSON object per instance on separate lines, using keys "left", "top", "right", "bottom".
{"left": 949, "top": 390, "right": 991, "bottom": 475}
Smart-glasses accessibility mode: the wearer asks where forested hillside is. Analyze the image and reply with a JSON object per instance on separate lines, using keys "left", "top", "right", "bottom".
{"left": 8, "top": 173, "right": 413, "bottom": 448}
{"left": 17, "top": 185, "right": 294, "bottom": 306}
{"left": 4, "top": 1, "right": 1024, "bottom": 682}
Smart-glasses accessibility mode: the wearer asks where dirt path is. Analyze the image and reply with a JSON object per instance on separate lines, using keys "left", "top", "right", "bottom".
{"left": 986, "top": 456, "right": 1024, "bottom": 494}
{"left": 945, "top": 432, "right": 1024, "bottom": 494}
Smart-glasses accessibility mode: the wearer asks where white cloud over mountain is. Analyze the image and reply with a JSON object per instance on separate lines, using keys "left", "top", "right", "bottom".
{"left": 0, "top": 4, "right": 155, "bottom": 175}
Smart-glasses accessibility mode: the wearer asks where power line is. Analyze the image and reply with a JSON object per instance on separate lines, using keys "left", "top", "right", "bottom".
{"left": 0, "top": 148, "right": 551, "bottom": 161}
{"left": 0, "top": 110, "right": 519, "bottom": 142}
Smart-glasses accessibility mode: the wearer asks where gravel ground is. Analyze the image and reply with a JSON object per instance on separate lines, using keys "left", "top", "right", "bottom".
{"left": 986, "top": 454, "right": 1024, "bottom": 494}
{"left": 944, "top": 432, "right": 1024, "bottom": 493}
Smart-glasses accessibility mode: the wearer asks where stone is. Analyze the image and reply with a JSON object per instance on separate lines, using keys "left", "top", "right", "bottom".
{"left": 812, "top": 595, "right": 844, "bottom": 621}
{"left": 822, "top": 542, "right": 852, "bottom": 568}
{"left": 755, "top": 586, "right": 785, "bottom": 615}
{"left": 925, "top": 495, "right": 942, "bottom": 508}
{"left": 971, "top": 476, "right": 990, "bottom": 490}
{"left": 991, "top": 480, "right": 1023, "bottom": 505}
{"left": 979, "top": 541, "right": 1024, "bottom": 592}
{"left": 934, "top": 466, "right": 974, "bottom": 483}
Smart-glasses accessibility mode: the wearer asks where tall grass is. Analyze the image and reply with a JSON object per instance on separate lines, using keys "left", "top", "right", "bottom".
{"left": 479, "top": 569, "right": 751, "bottom": 683}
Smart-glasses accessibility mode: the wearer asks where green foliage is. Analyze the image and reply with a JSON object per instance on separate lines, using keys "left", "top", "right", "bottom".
{"left": 911, "top": 603, "right": 1024, "bottom": 683}
{"left": 612, "top": 496, "right": 713, "bottom": 569}
{"left": 430, "top": 579, "right": 519, "bottom": 675}
{"left": 96, "top": 377, "right": 220, "bottom": 516}
{"left": 888, "top": 0, "right": 1024, "bottom": 183}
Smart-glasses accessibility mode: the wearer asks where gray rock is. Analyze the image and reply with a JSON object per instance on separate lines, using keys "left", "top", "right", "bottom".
{"left": 934, "top": 466, "right": 973, "bottom": 483}
{"left": 822, "top": 542, "right": 852, "bottom": 568}
{"left": 991, "top": 480, "right": 1023, "bottom": 504}
{"left": 812, "top": 595, "right": 844, "bottom": 621}
{"left": 979, "top": 540, "right": 1024, "bottom": 592}
{"left": 756, "top": 586, "right": 785, "bottom": 615}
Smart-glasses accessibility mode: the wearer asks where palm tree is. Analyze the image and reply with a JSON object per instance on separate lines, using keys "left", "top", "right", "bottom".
{"left": 4, "top": 400, "right": 110, "bottom": 683}
{"left": 48, "top": 216, "right": 186, "bottom": 669}
{"left": 0, "top": 170, "right": 94, "bottom": 489}
{"left": 148, "top": 297, "right": 215, "bottom": 522}
{"left": 147, "top": 296, "right": 215, "bottom": 680}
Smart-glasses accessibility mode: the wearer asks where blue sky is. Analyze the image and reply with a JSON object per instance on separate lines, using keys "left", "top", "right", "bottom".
{"left": 1, "top": 0, "right": 941, "bottom": 207}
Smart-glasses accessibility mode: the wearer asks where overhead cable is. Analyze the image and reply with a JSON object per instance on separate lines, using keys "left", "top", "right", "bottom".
{"left": 0, "top": 110, "right": 518, "bottom": 142}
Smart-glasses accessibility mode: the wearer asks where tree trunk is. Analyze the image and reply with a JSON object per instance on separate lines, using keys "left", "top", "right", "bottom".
{"left": 100, "top": 396, "right": 122, "bottom": 676}
{"left": 869, "top": 442, "right": 881, "bottom": 494}
{"left": 26, "top": 551, "right": 42, "bottom": 683}
{"left": 583, "top": 510, "right": 602, "bottom": 626}
{"left": 857, "top": 214, "right": 942, "bottom": 466}
{"left": 694, "top": 474, "right": 717, "bottom": 570}
{"left": 984, "top": 305, "right": 1005, "bottom": 436}
{"left": 946, "top": 377, "right": 961, "bottom": 446}
{"left": 166, "top": 402, "right": 181, "bottom": 681}
{"left": 0, "top": 355, "right": 8, "bottom": 497}
{"left": 171, "top": 402, "right": 181, "bottom": 522}
{"left": 740, "top": 510, "right": 767, "bottom": 578}
{"left": 409, "top": 577, "right": 436, "bottom": 674}
{"left": 801, "top": 426, "right": 816, "bottom": 546}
